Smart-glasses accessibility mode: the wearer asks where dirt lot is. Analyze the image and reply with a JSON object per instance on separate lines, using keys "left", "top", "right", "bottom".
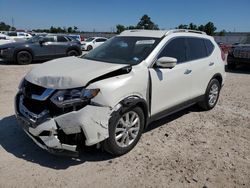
{"left": 0, "top": 59, "right": 250, "bottom": 188}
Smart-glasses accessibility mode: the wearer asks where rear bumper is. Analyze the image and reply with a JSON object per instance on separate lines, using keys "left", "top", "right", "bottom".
{"left": 15, "top": 93, "right": 112, "bottom": 156}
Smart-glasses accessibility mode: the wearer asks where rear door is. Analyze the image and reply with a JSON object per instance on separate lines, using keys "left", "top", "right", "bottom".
{"left": 31, "top": 36, "right": 57, "bottom": 59}
{"left": 186, "top": 37, "right": 215, "bottom": 97}
{"left": 53, "top": 36, "right": 70, "bottom": 57}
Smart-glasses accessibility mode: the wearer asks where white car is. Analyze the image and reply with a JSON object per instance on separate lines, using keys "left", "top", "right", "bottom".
{"left": 81, "top": 37, "right": 107, "bottom": 51}
{"left": 15, "top": 29, "right": 225, "bottom": 156}
{"left": 0, "top": 33, "right": 16, "bottom": 45}
{"left": 8, "top": 32, "right": 32, "bottom": 41}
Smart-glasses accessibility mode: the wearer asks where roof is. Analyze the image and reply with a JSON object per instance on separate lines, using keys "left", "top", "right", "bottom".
{"left": 120, "top": 29, "right": 207, "bottom": 38}
{"left": 120, "top": 30, "right": 168, "bottom": 38}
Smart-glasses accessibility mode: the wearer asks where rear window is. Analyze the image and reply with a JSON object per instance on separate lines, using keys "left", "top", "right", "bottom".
{"left": 186, "top": 38, "right": 207, "bottom": 61}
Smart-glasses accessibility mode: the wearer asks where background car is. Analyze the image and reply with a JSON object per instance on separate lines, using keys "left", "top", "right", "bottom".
{"left": 7, "top": 32, "right": 32, "bottom": 41}
{"left": 227, "top": 44, "right": 250, "bottom": 69}
{"left": 0, "top": 33, "right": 16, "bottom": 45}
{"left": 0, "top": 34, "right": 82, "bottom": 64}
{"left": 81, "top": 37, "right": 107, "bottom": 51}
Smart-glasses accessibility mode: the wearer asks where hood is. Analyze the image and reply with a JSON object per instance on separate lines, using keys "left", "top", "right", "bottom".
{"left": 25, "top": 56, "right": 129, "bottom": 89}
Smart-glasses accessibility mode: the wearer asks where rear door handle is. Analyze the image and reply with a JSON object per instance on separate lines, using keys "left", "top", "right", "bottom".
{"left": 209, "top": 62, "right": 215, "bottom": 66}
{"left": 184, "top": 69, "right": 192, "bottom": 74}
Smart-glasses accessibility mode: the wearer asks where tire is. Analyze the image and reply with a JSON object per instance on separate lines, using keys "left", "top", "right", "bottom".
{"left": 104, "top": 106, "right": 145, "bottom": 156}
{"left": 87, "top": 45, "right": 93, "bottom": 51}
{"left": 198, "top": 79, "right": 221, "bottom": 111}
{"left": 67, "top": 50, "right": 79, "bottom": 56}
{"left": 16, "top": 51, "right": 32, "bottom": 65}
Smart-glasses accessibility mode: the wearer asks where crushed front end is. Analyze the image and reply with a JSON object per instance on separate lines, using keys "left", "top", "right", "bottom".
{"left": 15, "top": 79, "right": 112, "bottom": 156}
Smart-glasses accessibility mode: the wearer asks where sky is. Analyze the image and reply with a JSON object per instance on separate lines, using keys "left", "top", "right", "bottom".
{"left": 0, "top": 0, "right": 250, "bottom": 32}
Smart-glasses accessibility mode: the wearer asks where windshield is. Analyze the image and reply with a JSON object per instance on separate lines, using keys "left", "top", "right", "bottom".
{"left": 83, "top": 36, "right": 160, "bottom": 65}
{"left": 85, "top": 37, "right": 95, "bottom": 42}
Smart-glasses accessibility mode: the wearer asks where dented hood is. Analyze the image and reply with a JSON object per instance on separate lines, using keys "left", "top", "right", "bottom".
{"left": 25, "top": 56, "right": 129, "bottom": 89}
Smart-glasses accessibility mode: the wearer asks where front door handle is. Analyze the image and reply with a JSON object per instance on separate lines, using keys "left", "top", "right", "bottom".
{"left": 184, "top": 69, "right": 192, "bottom": 74}
{"left": 209, "top": 62, "right": 215, "bottom": 66}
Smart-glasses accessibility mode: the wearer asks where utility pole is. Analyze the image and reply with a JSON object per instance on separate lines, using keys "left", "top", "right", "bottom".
{"left": 11, "top": 17, "right": 14, "bottom": 31}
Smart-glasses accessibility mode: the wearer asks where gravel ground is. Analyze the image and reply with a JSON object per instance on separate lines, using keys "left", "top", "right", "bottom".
{"left": 0, "top": 59, "right": 249, "bottom": 188}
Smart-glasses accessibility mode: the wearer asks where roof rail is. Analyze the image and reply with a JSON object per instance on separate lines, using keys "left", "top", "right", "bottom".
{"left": 165, "top": 29, "right": 207, "bottom": 36}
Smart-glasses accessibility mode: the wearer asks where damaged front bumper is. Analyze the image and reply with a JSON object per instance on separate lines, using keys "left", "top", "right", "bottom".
{"left": 15, "top": 94, "right": 112, "bottom": 156}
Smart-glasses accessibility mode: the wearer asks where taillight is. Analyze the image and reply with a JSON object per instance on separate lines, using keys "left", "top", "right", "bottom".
{"left": 80, "top": 36, "right": 85, "bottom": 41}
{"left": 221, "top": 50, "right": 226, "bottom": 61}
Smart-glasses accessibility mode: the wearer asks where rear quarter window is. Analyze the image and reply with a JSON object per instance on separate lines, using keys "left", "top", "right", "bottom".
{"left": 204, "top": 39, "right": 215, "bottom": 56}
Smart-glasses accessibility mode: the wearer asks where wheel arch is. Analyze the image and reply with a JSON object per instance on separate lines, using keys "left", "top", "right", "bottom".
{"left": 211, "top": 73, "right": 223, "bottom": 86}
{"left": 14, "top": 48, "right": 34, "bottom": 62}
{"left": 114, "top": 95, "right": 149, "bottom": 129}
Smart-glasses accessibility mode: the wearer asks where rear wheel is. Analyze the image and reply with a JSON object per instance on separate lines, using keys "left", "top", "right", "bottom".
{"left": 67, "top": 50, "right": 79, "bottom": 56}
{"left": 104, "top": 107, "right": 144, "bottom": 156}
{"left": 16, "top": 51, "right": 32, "bottom": 65}
{"left": 198, "top": 79, "right": 221, "bottom": 110}
{"left": 87, "top": 45, "right": 93, "bottom": 51}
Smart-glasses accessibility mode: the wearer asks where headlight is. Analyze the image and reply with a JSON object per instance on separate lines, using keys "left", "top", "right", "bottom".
{"left": 51, "top": 88, "right": 100, "bottom": 108}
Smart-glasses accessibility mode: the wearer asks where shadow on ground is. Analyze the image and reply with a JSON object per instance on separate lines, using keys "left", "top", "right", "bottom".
{"left": 0, "top": 115, "right": 113, "bottom": 170}
{"left": 225, "top": 65, "right": 250, "bottom": 74}
{"left": 0, "top": 105, "right": 199, "bottom": 170}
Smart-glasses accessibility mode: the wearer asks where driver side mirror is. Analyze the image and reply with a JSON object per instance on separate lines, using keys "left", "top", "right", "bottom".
{"left": 156, "top": 57, "right": 177, "bottom": 68}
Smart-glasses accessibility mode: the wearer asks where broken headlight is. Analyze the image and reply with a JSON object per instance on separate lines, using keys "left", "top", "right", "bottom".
{"left": 51, "top": 88, "right": 100, "bottom": 108}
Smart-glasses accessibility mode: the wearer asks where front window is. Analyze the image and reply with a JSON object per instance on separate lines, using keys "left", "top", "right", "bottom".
{"left": 83, "top": 36, "right": 160, "bottom": 65}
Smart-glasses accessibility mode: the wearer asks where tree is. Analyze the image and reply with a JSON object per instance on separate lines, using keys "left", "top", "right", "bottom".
{"left": 188, "top": 23, "right": 197, "bottom": 30}
{"left": 198, "top": 24, "right": 205, "bottom": 32}
{"left": 204, "top": 22, "right": 217, "bottom": 36}
{"left": 136, "top": 14, "right": 159, "bottom": 30}
{"left": 217, "top": 29, "right": 226, "bottom": 36}
{"left": 0, "top": 22, "right": 15, "bottom": 31}
{"left": 127, "top": 25, "right": 136, "bottom": 30}
{"left": 67, "top": 27, "right": 73, "bottom": 33}
{"left": 73, "top": 26, "right": 78, "bottom": 33}
{"left": 116, "top": 24, "right": 126, "bottom": 34}
{"left": 177, "top": 24, "right": 188, "bottom": 29}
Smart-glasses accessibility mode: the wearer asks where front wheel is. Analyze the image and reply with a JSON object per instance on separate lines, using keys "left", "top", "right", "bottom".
{"left": 16, "top": 51, "right": 32, "bottom": 65}
{"left": 104, "top": 107, "right": 145, "bottom": 156}
{"left": 198, "top": 79, "right": 221, "bottom": 110}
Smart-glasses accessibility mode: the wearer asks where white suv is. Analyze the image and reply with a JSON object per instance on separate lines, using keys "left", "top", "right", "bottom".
{"left": 15, "top": 29, "right": 225, "bottom": 156}
{"left": 81, "top": 37, "right": 107, "bottom": 51}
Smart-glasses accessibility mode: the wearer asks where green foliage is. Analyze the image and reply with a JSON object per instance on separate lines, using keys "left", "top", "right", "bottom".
{"left": 136, "top": 14, "right": 159, "bottom": 30}
{"left": 217, "top": 29, "right": 226, "bottom": 36}
{"left": 204, "top": 22, "right": 217, "bottom": 35}
{"left": 177, "top": 22, "right": 217, "bottom": 36}
{"left": 116, "top": 14, "right": 159, "bottom": 33}
{"left": 0, "top": 22, "right": 16, "bottom": 31}
{"left": 116, "top": 24, "right": 126, "bottom": 34}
